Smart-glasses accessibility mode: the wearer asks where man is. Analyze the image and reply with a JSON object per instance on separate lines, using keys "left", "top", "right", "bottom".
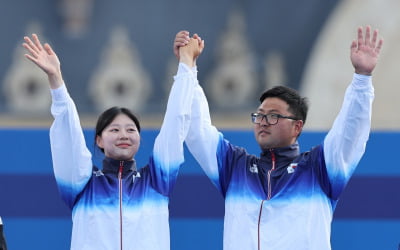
{"left": 174, "top": 26, "right": 383, "bottom": 250}
{"left": 0, "top": 217, "right": 7, "bottom": 250}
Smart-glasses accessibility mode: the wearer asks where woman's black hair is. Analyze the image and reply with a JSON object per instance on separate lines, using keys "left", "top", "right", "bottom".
{"left": 94, "top": 106, "right": 141, "bottom": 152}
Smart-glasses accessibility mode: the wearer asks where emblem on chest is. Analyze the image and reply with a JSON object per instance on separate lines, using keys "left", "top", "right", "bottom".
{"left": 287, "top": 163, "right": 298, "bottom": 174}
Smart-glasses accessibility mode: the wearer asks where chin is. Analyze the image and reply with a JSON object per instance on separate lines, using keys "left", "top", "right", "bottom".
{"left": 259, "top": 141, "right": 274, "bottom": 150}
{"left": 112, "top": 154, "right": 133, "bottom": 161}
{"left": 122, "top": 155, "right": 134, "bottom": 161}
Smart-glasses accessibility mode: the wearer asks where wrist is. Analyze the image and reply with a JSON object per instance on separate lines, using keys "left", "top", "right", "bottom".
{"left": 48, "top": 70, "right": 64, "bottom": 89}
{"left": 179, "top": 55, "right": 194, "bottom": 67}
{"left": 355, "top": 70, "right": 372, "bottom": 76}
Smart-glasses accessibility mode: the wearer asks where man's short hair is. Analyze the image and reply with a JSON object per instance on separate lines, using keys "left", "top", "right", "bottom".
{"left": 259, "top": 86, "right": 309, "bottom": 125}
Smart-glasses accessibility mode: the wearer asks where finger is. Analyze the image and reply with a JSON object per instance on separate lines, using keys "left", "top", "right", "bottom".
{"left": 350, "top": 40, "right": 357, "bottom": 53}
{"left": 174, "top": 38, "right": 189, "bottom": 47}
{"left": 44, "top": 43, "right": 54, "bottom": 55}
{"left": 32, "top": 34, "right": 44, "bottom": 51}
{"left": 175, "top": 33, "right": 189, "bottom": 40}
{"left": 176, "top": 31, "right": 190, "bottom": 41}
{"left": 178, "top": 30, "right": 189, "bottom": 36}
{"left": 357, "top": 26, "right": 363, "bottom": 49}
{"left": 175, "top": 37, "right": 189, "bottom": 43}
{"left": 24, "top": 53, "right": 39, "bottom": 64}
{"left": 174, "top": 42, "right": 187, "bottom": 50}
{"left": 195, "top": 36, "right": 202, "bottom": 46}
{"left": 23, "top": 36, "right": 39, "bottom": 52}
{"left": 22, "top": 42, "right": 39, "bottom": 58}
{"left": 371, "top": 29, "right": 378, "bottom": 48}
{"left": 364, "top": 25, "right": 371, "bottom": 46}
{"left": 375, "top": 38, "right": 383, "bottom": 54}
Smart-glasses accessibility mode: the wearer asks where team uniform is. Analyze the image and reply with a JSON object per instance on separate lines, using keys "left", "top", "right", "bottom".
{"left": 50, "top": 63, "right": 196, "bottom": 250}
{"left": 185, "top": 74, "right": 374, "bottom": 250}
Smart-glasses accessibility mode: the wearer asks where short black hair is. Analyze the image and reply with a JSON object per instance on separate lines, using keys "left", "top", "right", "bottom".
{"left": 259, "top": 86, "right": 308, "bottom": 125}
{"left": 94, "top": 106, "right": 141, "bottom": 152}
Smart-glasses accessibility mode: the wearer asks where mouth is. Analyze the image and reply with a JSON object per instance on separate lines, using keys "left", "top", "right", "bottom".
{"left": 258, "top": 130, "right": 269, "bottom": 135}
{"left": 116, "top": 143, "right": 131, "bottom": 148}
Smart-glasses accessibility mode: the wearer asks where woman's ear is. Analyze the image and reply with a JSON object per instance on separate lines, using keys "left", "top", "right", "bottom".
{"left": 96, "top": 135, "right": 103, "bottom": 149}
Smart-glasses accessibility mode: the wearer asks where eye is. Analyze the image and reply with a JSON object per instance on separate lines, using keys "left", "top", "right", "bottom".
{"left": 127, "top": 128, "right": 136, "bottom": 133}
{"left": 253, "top": 113, "right": 264, "bottom": 119}
{"left": 109, "top": 128, "right": 119, "bottom": 132}
{"left": 269, "top": 114, "right": 280, "bottom": 118}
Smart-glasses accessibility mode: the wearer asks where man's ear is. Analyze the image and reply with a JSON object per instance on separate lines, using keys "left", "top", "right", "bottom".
{"left": 294, "top": 120, "right": 304, "bottom": 137}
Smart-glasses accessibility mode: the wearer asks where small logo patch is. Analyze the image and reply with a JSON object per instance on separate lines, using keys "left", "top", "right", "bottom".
{"left": 287, "top": 163, "right": 298, "bottom": 174}
{"left": 93, "top": 170, "right": 104, "bottom": 177}
{"left": 133, "top": 171, "right": 141, "bottom": 181}
{"left": 249, "top": 164, "right": 258, "bottom": 173}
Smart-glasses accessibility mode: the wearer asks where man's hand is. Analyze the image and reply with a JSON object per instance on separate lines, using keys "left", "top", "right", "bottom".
{"left": 174, "top": 30, "right": 190, "bottom": 60}
{"left": 350, "top": 25, "right": 384, "bottom": 76}
{"left": 174, "top": 30, "right": 205, "bottom": 67}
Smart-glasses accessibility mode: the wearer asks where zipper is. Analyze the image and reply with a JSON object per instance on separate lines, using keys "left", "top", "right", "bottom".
{"left": 267, "top": 150, "right": 276, "bottom": 200}
{"left": 257, "top": 200, "right": 265, "bottom": 250}
{"left": 258, "top": 149, "right": 276, "bottom": 250}
{"left": 119, "top": 161, "right": 124, "bottom": 250}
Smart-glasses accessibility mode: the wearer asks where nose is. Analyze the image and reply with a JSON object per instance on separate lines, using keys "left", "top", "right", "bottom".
{"left": 259, "top": 116, "right": 270, "bottom": 126}
{"left": 119, "top": 130, "right": 128, "bottom": 139}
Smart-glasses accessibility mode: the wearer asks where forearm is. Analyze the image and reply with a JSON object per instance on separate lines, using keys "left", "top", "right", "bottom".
{"left": 47, "top": 70, "right": 64, "bottom": 90}
{"left": 152, "top": 63, "right": 197, "bottom": 194}
{"left": 50, "top": 84, "right": 92, "bottom": 204}
{"left": 185, "top": 82, "right": 221, "bottom": 182}
{"left": 179, "top": 55, "right": 196, "bottom": 68}
{"left": 324, "top": 73, "right": 374, "bottom": 180}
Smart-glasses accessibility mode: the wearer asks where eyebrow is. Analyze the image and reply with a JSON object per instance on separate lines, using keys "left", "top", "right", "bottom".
{"left": 108, "top": 123, "right": 136, "bottom": 128}
{"left": 257, "top": 108, "right": 280, "bottom": 113}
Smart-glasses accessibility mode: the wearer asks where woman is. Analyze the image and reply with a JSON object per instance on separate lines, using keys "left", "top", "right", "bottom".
{"left": 22, "top": 33, "right": 203, "bottom": 250}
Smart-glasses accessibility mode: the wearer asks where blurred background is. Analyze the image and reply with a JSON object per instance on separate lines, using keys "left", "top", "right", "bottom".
{"left": 0, "top": 0, "right": 399, "bottom": 249}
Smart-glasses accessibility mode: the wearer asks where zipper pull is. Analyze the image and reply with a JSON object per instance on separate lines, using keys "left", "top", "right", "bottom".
{"left": 119, "top": 161, "right": 124, "bottom": 179}
{"left": 270, "top": 149, "right": 276, "bottom": 170}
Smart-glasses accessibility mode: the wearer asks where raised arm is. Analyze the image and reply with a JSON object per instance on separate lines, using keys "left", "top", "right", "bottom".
{"left": 174, "top": 32, "right": 224, "bottom": 190}
{"left": 150, "top": 34, "right": 203, "bottom": 195}
{"left": 323, "top": 26, "right": 383, "bottom": 198}
{"left": 23, "top": 34, "right": 92, "bottom": 208}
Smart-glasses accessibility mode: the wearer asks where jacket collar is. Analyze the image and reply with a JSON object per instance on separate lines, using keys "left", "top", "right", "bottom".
{"left": 102, "top": 157, "right": 137, "bottom": 176}
{"left": 259, "top": 142, "right": 299, "bottom": 166}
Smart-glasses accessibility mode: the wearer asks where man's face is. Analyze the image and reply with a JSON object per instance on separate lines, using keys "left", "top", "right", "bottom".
{"left": 253, "top": 97, "right": 303, "bottom": 150}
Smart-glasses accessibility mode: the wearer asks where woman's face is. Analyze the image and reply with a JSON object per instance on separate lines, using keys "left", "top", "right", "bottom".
{"left": 96, "top": 113, "right": 140, "bottom": 160}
